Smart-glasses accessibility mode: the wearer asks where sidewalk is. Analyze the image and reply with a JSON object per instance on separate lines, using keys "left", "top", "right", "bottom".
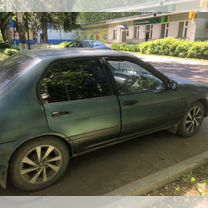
{"left": 128, "top": 52, "right": 208, "bottom": 66}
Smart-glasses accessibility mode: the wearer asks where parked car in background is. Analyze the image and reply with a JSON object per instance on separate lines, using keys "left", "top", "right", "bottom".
{"left": 63, "top": 40, "right": 110, "bottom": 49}
{"left": 0, "top": 49, "right": 207, "bottom": 191}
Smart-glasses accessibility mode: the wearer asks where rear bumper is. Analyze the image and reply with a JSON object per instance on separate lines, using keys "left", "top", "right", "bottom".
{"left": 0, "top": 141, "right": 17, "bottom": 189}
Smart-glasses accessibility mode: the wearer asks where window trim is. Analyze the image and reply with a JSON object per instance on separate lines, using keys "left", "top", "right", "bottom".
{"left": 178, "top": 21, "right": 189, "bottom": 39}
{"left": 102, "top": 56, "right": 170, "bottom": 96}
{"left": 37, "top": 57, "right": 115, "bottom": 104}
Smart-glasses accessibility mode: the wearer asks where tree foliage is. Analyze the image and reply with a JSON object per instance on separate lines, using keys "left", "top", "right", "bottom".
{"left": 78, "top": 12, "right": 141, "bottom": 24}
{"left": 0, "top": 12, "right": 79, "bottom": 45}
{"left": 0, "top": 12, "right": 14, "bottom": 42}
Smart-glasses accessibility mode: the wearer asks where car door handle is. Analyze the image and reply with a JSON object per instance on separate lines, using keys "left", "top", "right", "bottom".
{"left": 51, "top": 111, "right": 71, "bottom": 117}
{"left": 123, "top": 100, "right": 138, "bottom": 106}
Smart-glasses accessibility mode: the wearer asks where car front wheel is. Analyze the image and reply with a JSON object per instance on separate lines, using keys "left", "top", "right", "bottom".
{"left": 9, "top": 137, "right": 70, "bottom": 191}
{"left": 177, "top": 102, "right": 204, "bottom": 137}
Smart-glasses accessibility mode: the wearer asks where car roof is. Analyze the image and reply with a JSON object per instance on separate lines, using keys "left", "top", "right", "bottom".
{"left": 23, "top": 48, "right": 135, "bottom": 61}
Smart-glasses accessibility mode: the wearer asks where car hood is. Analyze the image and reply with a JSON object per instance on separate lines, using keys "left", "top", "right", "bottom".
{"left": 170, "top": 75, "right": 208, "bottom": 88}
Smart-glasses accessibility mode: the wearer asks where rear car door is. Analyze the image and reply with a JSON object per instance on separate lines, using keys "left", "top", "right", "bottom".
{"left": 105, "top": 57, "right": 185, "bottom": 136}
{"left": 39, "top": 58, "right": 121, "bottom": 152}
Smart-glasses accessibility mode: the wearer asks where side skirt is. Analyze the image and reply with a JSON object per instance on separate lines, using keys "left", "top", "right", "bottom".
{"left": 72, "top": 125, "right": 172, "bottom": 157}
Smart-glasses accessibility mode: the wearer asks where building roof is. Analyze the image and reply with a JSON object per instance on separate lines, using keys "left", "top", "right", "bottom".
{"left": 83, "top": 11, "right": 191, "bottom": 28}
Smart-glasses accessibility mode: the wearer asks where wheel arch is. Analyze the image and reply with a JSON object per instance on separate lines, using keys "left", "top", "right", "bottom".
{"left": 8, "top": 134, "right": 75, "bottom": 164}
{"left": 197, "top": 99, "right": 208, "bottom": 117}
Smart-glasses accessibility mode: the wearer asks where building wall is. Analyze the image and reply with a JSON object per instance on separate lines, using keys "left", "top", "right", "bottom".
{"left": 168, "top": 21, "right": 179, "bottom": 38}
{"left": 107, "top": 12, "right": 207, "bottom": 44}
{"left": 139, "top": 25, "right": 146, "bottom": 42}
{"left": 187, "top": 20, "right": 197, "bottom": 41}
{"left": 82, "top": 27, "right": 108, "bottom": 42}
{"left": 152, "top": 24, "right": 161, "bottom": 40}
{"left": 194, "top": 13, "right": 208, "bottom": 41}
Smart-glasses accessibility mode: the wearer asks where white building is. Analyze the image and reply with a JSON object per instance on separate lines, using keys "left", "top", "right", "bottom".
{"left": 82, "top": 11, "right": 208, "bottom": 44}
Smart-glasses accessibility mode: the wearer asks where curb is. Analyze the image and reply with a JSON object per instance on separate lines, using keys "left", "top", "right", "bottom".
{"left": 105, "top": 151, "right": 208, "bottom": 196}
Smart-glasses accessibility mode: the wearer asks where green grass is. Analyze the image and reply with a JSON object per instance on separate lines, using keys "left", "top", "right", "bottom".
{"left": 147, "top": 164, "right": 208, "bottom": 196}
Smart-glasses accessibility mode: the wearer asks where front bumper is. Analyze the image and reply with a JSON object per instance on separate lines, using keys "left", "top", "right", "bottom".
{"left": 0, "top": 141, "right": 17, "bottom": 189}
{"left": 0, "top": 165, "right": 8, "bottom": 188}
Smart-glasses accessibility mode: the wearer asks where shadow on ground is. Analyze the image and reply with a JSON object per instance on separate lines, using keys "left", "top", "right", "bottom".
{"left": 152, "top": 62, "right": 208, "bottom": 84}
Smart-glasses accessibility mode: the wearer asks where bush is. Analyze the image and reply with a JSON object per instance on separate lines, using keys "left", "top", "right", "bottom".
{"left": 112, "top": 38, "right": 208, "bottom": 60}
{"left": 112, "top": 43, "right": 140, "bottom": 52}
{"left": 3, "top": 48, "right": 19, "bottom": 56}
{"left": 0, "top": 42, "right": 10, "bottom": 49}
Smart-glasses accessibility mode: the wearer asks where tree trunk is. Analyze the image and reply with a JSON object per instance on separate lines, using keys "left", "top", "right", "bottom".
{"left": 27, "top": 31, "right": 31, "bottom": 49}
{"left": 0, "top": 28, "right": 7, "bottom": 42}
{"left": 42, "top": 22, "right": 48, "bottom": 44}
{"left": 41, "top": 13, "right": 48, "bottom": 44}
{"left": 16, "top": 13, "right": 27, "bottom": 50}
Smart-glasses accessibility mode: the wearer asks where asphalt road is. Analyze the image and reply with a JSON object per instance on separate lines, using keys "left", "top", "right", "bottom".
{"left": 0, "top": 57, "right": 208, "bottom": 196}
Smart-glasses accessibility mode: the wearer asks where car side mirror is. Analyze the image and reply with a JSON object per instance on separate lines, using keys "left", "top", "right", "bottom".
{"left": 168, "top": 80, "right": 177, "bottom": 90}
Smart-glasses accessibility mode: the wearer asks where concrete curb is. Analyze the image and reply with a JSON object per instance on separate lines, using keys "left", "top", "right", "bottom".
{"left": 105, "top": 151, "right": 208, "bottom": 196}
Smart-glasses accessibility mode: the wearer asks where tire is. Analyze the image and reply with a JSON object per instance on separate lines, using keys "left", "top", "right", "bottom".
{"left": 9, "top": 137, "right": 70, "bottom": 191}
{"left": 177, "top": 102, "right": 205, "bottom": 137}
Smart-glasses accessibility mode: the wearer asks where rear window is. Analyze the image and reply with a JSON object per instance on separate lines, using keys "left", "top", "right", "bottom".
{"left": 0, "top": 53, "right": 34, "bottom": 89}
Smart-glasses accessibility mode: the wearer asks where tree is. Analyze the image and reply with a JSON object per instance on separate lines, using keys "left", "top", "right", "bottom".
{"left": 35, "top": 12, "right": 79, "bottom": 44}
{"left": 56, "top": 13, "right": 80, "bottom": 32}
{"left": 0, "top": 12, "right": 79, "bottom": 45}
{"left": 0, "top": 12, "right": 13, "bottom": 42}
{"left": 15, "top": 13, "right": 27, "bottom": 49}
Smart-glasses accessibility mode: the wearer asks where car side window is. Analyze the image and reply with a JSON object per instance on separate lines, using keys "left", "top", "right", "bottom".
{"left": 107, "top": 60, "right": 165, "bottom": 95}
{"left": 40, "top": 59, "right": 112, "bottom": 103}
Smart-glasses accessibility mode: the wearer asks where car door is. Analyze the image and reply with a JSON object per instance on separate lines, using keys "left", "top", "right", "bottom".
{"left": 105, "top": 57, "right": 186, "bottom": 136}
{"left": 39, "top": 58, "right": 121, "bottom": 152}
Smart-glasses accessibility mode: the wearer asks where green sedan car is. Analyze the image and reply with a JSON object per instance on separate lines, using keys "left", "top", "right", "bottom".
{"left": 0, "top": 49, "right": 207, "bottom": 191}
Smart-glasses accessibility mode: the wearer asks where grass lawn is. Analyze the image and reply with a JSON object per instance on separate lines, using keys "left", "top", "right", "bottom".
{"left": 147, "top": 164, "right": 208, "bottom": 196}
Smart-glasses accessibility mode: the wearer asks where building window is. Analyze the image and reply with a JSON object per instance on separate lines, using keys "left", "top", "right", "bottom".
{"left": 113, "top": 30, "right": 117, "bottom": 39}
{"left": 184, "top": 21, "right": 189, "bottom": 38}
{"left": 134, "top": 26, "right": 140, "bottom": 39}
{"left": 178, "top": 21, "right": 189, "bottom": 39}
{"left": 137, "top": 26, "right": 140, "bottom": 38}
{"left": 126, "top": 29, "right": 129, "bottom": 37}
{"left": 134, "top": 26, "right": 137, "bottom": 39}
{"left": 149, "top": 25, "right": 153, "bottom": 39}
{"left": 166, "top": 23, "right": 169, "bottom": 37}
{"left": 161, "top": 23, "right": 169, "bottom": 38}
{"left": 145, "top": 25, "right": 153, "bottom": 41}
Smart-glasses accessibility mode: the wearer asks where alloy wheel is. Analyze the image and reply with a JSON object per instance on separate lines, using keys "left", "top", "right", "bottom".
{"left": 185, "top": 106, "right": 202, "bottom": 133}
{"left": 20, "top": 145, "right": 62, "bottom": 184}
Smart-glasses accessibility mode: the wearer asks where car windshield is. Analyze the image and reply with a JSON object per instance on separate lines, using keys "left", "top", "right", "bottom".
{"left": 0, "top": 53, "right": 34, "bottom": 90}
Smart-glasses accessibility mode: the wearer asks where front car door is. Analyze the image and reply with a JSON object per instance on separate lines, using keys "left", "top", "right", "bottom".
{"left": 39, "top": 58, "right": 121, "bottom": 152}
{"left": 105, "top": 57, "right": 186, "bottom": 136}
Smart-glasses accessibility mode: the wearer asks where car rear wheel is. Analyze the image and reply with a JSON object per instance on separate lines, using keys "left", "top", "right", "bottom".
{"left": 9, "top": 137, "right": 69, "bottom": 191}
{"left": 177, "top": 102, "right": 204, "bottom": 137}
